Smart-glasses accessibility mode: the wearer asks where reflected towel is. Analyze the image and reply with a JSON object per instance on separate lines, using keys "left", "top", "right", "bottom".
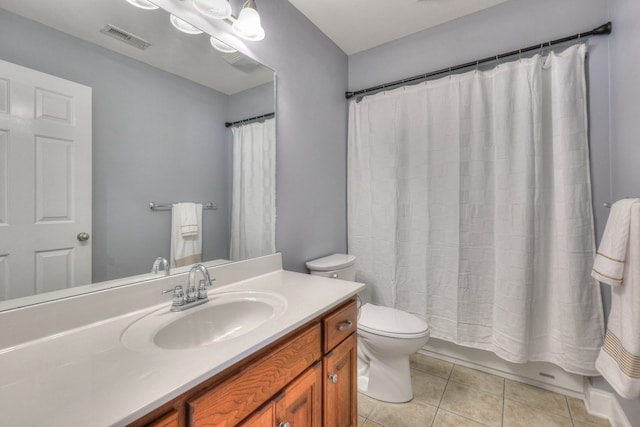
{"left": 170, "top": 203, "right": 203, "bottom": 268}
{"left": 595, "top": 199, "right": 640, "bottom": 399}
{"left": 176, "top": 202, "right": 199, "bottom": 237}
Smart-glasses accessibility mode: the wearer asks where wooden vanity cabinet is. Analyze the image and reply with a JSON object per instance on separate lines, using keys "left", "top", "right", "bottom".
{"left": 133, "top": 298, "right": 358, "bottom": 427}
{"left": 322, "top": 300, "right": 358, "bottom": 427}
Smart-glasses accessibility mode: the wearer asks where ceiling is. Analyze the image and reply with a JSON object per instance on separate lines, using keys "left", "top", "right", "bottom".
{"left": 0, "top": 0, "right": 274, "bottom": 95}
{"left": 288, "top": 0, "right": 511, "bottom": 55}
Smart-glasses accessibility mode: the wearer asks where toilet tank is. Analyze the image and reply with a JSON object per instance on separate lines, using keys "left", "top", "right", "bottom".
{"left": 305, "top": 254, "right": 356, "bottom": 281}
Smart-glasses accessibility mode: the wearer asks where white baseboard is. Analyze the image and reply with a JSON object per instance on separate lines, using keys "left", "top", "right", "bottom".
{"left": 586, "top": 385, "right": 631, "bottom": 427}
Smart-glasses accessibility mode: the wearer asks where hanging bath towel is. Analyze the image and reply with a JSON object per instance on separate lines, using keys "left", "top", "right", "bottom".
{"left": 595, "top": 198, "right": 640, "bottom": 399}
{"left": 170, "top": 202, "right": 203, "bottom": 268}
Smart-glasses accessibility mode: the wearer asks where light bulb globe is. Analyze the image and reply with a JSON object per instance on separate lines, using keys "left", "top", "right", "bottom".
{"left": 232, "top": 7, "right": 265, "bottom": 41}
{"left": 170, "top": 14, "right": 204, "bottom": 35}
{"left": 210, "top": 37, "right": 237, "bottom": 53}
{"left": 125, "top": 0, "right": 159, "bottom": 10}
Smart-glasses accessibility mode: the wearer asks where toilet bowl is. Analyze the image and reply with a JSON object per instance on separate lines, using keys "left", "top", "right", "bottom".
{"left": 357, "top": 303, "right": 429, "bottom": 402}
{"left": 305, "top": 254, "right": 430, "bottom": 403}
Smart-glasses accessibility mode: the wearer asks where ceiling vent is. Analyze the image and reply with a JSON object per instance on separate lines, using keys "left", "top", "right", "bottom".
{"left": 100, "top": 24, "right": 152, "bottom": 50}
{"left": 221, "top": 52, "right": 261, "bottom": 74}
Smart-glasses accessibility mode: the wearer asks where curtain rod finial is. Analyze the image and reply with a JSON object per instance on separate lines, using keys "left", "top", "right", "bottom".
{"left": 593, "top": 22, "right": 612, "bottom": 36}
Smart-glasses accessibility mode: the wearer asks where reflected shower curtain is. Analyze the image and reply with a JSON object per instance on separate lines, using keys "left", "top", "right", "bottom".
{"left": 348, "top": 44, "right": 604, "bottom": 375}
{"left": 230, "top": 118, "right": 276, "bottom": 261}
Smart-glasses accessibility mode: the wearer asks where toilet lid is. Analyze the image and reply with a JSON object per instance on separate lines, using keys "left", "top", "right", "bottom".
{"left": 358, "top": 303, "right": 429, "bottom": 337}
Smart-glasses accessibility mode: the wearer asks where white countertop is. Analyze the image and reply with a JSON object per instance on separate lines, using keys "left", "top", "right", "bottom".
{"left": 0, "top": 268, "right": 364, "bottom": 426}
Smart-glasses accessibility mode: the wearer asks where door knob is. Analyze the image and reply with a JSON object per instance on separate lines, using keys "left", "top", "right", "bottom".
{"left": 329, "top": 374, "right": 338, "bottom": 384}
{"left": 279, "top": 422, "right": 290, "bottom": 427}
{"left": 77, "top": 232, "right": 90, "bottom": 242}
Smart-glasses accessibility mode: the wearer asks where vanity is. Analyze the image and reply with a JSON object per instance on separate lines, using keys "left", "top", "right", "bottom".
{"left": 0, "top": 254, "right": 364, "bottom": 427}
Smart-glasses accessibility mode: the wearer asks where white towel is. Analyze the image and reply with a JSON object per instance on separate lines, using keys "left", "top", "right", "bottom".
{"left": 170, "top": 203, "right": 203, "bottom": 268}
{"left": 595, "top": 199, "right": 640, "bottom": 399}
{"left": 178, "top": 203, "right": 199, "bottom": 237}
{"left": 592, "top": 199, "right": 637, "bottom": 285}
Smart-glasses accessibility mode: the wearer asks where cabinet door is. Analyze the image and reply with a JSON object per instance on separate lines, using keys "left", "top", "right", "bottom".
{"left": 275, "top": 362, "right": 322, "bottom": 427}
{"left": 239, "top": 402, "right": 274, "bottom": 427}
{"left": 323, "top": 333, "right": 357, "bottom": 427}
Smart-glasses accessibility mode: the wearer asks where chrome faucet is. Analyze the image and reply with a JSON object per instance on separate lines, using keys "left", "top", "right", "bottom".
{"left": 162, "top": 263, "right": 216, "bottom": 312}
{"left": 151, "top": 257, "right": 170, "bottom": 276}
{"left": 188, "top": 263, "right": 214, "bottom": 297}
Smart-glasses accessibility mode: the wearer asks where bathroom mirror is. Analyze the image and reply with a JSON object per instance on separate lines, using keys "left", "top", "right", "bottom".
{"left": 0, "top": 0, "right": 276, "bottom": 310}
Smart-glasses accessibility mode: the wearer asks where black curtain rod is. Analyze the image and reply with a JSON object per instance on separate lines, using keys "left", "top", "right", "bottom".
{"left": 345, "top": 21, "right": 612, "bottom": 100}
{"left": 225, "top": 112, "right": 275, "bottom": 128}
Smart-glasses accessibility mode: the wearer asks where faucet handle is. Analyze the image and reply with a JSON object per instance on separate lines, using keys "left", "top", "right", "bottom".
{"left": 162, "top": 285, "right": 185, "bottom": 307}
{"left": 197, "top": 278, "right": 216, "bottom": 299}
{"left": 186, "top": 283, "right": 197, "bottom": 303}
{"left": 197, "top": 280, "right": 208, "bottom": 299}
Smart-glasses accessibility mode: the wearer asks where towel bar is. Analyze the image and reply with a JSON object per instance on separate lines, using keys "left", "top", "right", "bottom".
{"left": 149, "top": 202, "right": 217, "bottom": 211}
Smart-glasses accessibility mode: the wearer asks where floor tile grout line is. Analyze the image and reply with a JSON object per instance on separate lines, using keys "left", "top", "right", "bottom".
{"left": 445, "top": 377, "right": 506, "bottom": 397}
{"left": 430, "top": 407, "right": 438, "bottom": 427}
{"left": 437, "top": 407, "right": 494, "bottom": 427}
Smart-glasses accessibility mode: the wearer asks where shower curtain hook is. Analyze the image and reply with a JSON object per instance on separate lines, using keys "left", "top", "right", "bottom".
{"left": 518, "top": 49, "right": 522, "bottom": 62}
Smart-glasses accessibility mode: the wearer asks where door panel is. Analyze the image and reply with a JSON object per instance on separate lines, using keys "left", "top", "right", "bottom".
{"left": 275, "top": 362, "right": 322, "bottom": 427}
{"left": 0, "top": 59, "right": 91, "bottom": 301}
{"left": 0, "top": 129, "right": 7, "bottom": 223}
{"left": 36, "top": 136, "right": 73, "bottom": 222}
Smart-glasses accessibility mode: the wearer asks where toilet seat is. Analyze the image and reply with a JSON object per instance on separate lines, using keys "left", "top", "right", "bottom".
{"left": 358, "top": 303, "right": 429, "bottom": 339}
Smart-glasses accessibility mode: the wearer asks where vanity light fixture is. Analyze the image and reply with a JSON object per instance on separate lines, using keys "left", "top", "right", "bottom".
{"left": 192, "top": 0, "right": 265, "bottom": 41}
{"left": 210, "top": 37, "right": 237, "bottom": 53}
{"left": 125, "top": 0, "right": 159, "bottom": 10}
{"left": 232, "top": 0, "right": 265, "bottom": 41}
{"left": 170, "top": 14, "right": 204, "bottom": 35}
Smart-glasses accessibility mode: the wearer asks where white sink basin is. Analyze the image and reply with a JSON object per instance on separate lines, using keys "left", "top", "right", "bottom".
{"left": 121, "top": 290, "right": 287, "bottom": 351}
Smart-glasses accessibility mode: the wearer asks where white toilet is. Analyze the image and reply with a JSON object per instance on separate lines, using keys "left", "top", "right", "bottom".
{"left": 306, "top": 254, "right": 430, "bottom": 403}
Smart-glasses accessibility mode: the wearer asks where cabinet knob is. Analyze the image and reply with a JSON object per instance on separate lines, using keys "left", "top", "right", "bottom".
{"left": 329, "top": 374, "right": 338, "bottom": 384}
{"left": 337, "top": 320, "right": 353, "bottom": 331}
{"left": 279, "top": 423, "right": 291, "bottom": 427}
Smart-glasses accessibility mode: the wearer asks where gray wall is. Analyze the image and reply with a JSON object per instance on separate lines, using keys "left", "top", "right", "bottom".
{"left": 227, "top": 82, "right": 275, "bottom": 123}
{"left": 154, "top": 0, "right": 350, "bottom": 273}
{"left": 0, "top": 9, "right": 232, "bottom": 282}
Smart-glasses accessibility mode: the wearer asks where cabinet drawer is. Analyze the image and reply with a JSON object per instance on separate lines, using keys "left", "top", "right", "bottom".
{"left": 323, "top": 299, "right": 357, "bottom": 353}
{"left": 188, "top": 324, "right": 322, "bottom": 427}
{"left": 148, "top": 410, "right": 179, "bottom": 427}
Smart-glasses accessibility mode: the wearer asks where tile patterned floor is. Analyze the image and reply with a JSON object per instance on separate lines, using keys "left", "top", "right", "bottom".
{"left": 357, "top": 353, "right": 611, "bottom": 427}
